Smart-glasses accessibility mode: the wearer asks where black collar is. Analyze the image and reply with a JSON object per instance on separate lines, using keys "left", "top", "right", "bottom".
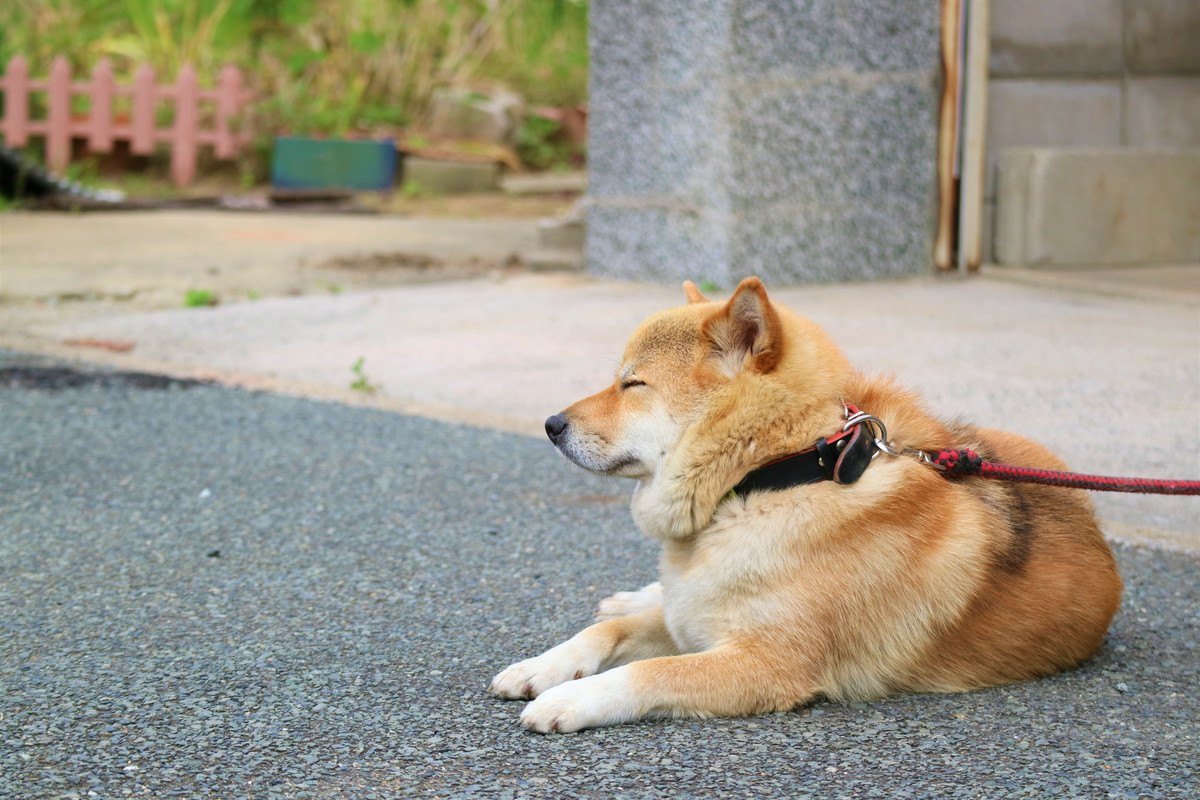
{"left": 731, "top": 407, "right": 879, "bottom": 496}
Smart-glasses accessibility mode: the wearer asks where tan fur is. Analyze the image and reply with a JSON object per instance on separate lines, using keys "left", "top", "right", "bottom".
{"left": 492, "top": 277, "right": 1122, "bottom": 733}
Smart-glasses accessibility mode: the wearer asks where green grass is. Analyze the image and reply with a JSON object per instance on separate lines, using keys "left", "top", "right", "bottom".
{"left": 0, "top": 0, "right": 588, "bottom": 140}
{"left": 349, "top": 357, "right": 379, "bottom": 394}
{"left": 183, "top": 288, "right": 218, "bottom": 307}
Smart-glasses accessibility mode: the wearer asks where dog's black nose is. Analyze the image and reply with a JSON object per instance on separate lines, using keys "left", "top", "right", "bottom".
{"left": 545, "top": 413, "right": 569, "bottom": 444}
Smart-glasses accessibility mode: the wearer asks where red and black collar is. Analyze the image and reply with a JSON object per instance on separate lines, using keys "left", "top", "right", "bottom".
{"left": 730, "top": 405, "right": 880, "bottom": 496}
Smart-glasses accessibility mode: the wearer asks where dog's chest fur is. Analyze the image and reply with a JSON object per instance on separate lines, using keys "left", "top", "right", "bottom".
{"left": 658, "top": 492, "right": 824, "bottom": 654}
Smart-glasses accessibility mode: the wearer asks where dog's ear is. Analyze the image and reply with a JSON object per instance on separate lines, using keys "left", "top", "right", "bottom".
{"left": 682, "top": 280, "right": 709, "bottom": 304}
{"left": 703, "top": 277, "right": 783, "bottom": 374}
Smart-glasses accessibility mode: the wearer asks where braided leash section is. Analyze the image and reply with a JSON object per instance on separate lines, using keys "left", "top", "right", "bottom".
{"left": 931, "top": 449, "right": 1200, "bottom": 496}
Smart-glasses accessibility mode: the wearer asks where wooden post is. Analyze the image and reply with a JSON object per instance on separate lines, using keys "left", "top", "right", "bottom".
{"left": 130, "top": 63, "right": 156, "bottom": 155}
{"left": 214, "top": 65, "right": 242, "bottom": 159}
{"left": 171, "top": 64, "right": 200, "bottom": 186}
{"left": 89, "top": 58, "right": 115, "bottom": 152}
{"left": 2, "top": 55, "right": 31, "bottom": 147}
{"left": 934, "top": 0, "right": 963, "bottom": 271}
{"left": 957, "top": 0, "right": 991, "bottom": 272}
{"left": 46, "top": 56, "right": 72, "bottom": 174}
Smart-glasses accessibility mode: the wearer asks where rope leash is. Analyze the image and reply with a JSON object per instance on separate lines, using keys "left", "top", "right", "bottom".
{"left": 841, "top": 408, "right": 1200, "bottom": 496}
{"left": 928, "top": 449, "right": 1200, "bottom": 495}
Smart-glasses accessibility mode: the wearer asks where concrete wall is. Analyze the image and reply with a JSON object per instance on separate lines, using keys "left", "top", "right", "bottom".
{"left": 586, "top": 0, "right": 942, "bottom": 286}
{"left": 984, "top": 0, "right": 1200, "bottom": 261}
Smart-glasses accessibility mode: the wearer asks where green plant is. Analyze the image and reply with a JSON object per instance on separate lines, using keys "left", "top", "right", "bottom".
{"left": 245, "top": 289, "right": 262, "bottom": 300}
{"left": 515, "top": 113, "right": 577, "bottom": 171}
{"left": 63, "top": 158, "right": 101, "bottom": 185}
{"left": 184, "top": 288, "right": 218, "bottom": 307}
{"left": 401, "top": 180, "right": 426, "bottom": 199}
{"left": 698, "top": 280, "right": 721, "bottom": 294}
{"left": 349, "top": 357, "right": 379, "bottom": 394}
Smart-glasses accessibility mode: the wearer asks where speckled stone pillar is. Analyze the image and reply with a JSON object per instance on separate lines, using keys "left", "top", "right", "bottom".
{"left": 586, "top": 0, "right": 942, "bottom": 286}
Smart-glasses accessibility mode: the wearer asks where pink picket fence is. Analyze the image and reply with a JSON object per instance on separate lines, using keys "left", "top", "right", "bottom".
{"left": 0, "top": 55, "right": 252, "bottom": 187}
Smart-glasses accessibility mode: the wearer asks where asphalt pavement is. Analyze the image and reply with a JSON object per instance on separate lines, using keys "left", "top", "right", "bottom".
{"left": 1, "top": 352, "right": 1197, "bottom": 799}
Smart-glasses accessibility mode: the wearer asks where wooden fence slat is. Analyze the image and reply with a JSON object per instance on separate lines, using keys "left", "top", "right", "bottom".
{"left": 130, "top": 64, "right": 156, "bottom": 155}
{"left": 213, "top": 65, "right": 242, "bottom": 159}
{"left": 46, "top": 56, "right": 72, "bottom": 174}
{"left": 3, "top": 55, "right": 31, "bottom": 146}
{"left": 88, "top": 58, "right": 115, "bottom": 152}
{"left": 171, "top": 64, "right": 199, "bottom": 186}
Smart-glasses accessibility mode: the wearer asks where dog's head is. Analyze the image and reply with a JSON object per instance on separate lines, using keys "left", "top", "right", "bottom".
{"left": 546, "top": 276, "right": 819, "bottom": 479}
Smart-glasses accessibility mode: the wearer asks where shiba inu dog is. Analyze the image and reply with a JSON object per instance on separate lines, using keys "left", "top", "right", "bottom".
{"left": 491, "top": 277, "right": 1122, "bottom": 733}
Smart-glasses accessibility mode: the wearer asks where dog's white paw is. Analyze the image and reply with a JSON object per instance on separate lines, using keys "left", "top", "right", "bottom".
{"left": 489, "top": 641, "right": 600, "bottom": 700}
{"left": 519, "top": 670, "right": 635, "bottom": 734}
{"left": 595, "top": 582, "right": 663, "bottom": 620}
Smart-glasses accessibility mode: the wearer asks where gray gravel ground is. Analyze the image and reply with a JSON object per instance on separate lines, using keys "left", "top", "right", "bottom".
{"left": 1, "top": 353, "right": 1197, "bottom": 799}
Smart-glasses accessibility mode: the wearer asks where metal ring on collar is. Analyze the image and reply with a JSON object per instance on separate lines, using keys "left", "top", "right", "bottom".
{"left": 842, "top": 412, "right": 901, "bottom": 457}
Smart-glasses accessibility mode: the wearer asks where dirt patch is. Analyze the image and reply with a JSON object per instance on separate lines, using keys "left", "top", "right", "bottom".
{"left": 312, "top": 250, "right": 524, "bottom": 282}
{"left": 0, "top": 365, "right": 207, "bottom": 391}
{"left": 317, "top": 251, "right": 449, "bottom": 272}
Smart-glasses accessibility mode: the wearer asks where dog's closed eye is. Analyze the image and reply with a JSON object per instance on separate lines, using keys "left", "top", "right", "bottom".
{"left": 620, "top": 379, "right": 647, "bottom": 390}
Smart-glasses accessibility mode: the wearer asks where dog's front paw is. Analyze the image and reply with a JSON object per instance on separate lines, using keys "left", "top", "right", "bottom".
{"left": 519, "top": 670, "right": 635, "bottom": 734}
{"left": 595, "top": 582, "right": 662, "bottom": 620}
{"left": 489, "top": 642, "right": 600, "bottom": 700}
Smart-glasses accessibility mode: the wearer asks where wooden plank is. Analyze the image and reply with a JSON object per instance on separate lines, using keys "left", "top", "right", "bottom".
{"left": 88, "top": 59, "right": 115, "bottom": 152}
{"left": 1, "top": 56, "right": 31, "bottom": 147}
{"left": 170, "top": 64, "right": 200, "bottom": 186}
{"left": 45, "top": 56, "right": 72, "bottom": 174}
{"left": 934, "top": 0, "right": 963, "bottom": 271}
{"left": 130, "top": 64, "right": 157, "bottom": 155}
{"left": 958, "top": 0, "right": 992, "bottom": 272}
{"left": 213, "top": 65, "right": 242, "bottom": 159}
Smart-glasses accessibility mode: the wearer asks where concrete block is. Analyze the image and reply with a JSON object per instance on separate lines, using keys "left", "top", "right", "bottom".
{"left": 993, "top": 149, "right": 1036, "bottom": 264}
{"left": 587, "top": 89, "right": 662, "bottom": 197}
{"left": 402, "top": 157, "right": 500, "bottom": 194}
{"left": 730, "top": 0, "right": 938, "bottom": 79}
{"left": 993, "top": 148, "right": 1200, "bottom": 265}
{"left": 989, "top": 0, "right": 1123, "bottom": 76}
{"left": 730, "top": 0, "right": 842, "bottom": 81}
{"left": 730, "top": 76, "right": 938, "bottom": 209}
{"left": 587, "top": 0, "right": 941, "bottom": 285}
{"left": 1126, "top": 77, "right": 1200, "bottom": 148}
{"left": 659, "top": 0, "right": 732, "bottom": 87}
{"left": 537, "top": 217, "right": 585, "bottom": 250}
{"left": 427, "top": 89, "right": 522, "bottom": 145}
{"left": 586, "top": 204, "right": 733, "bottom": 285}
{"left": 730, "top": 200, "right": 935, "bottom": 283}
{"left": 657, "top": 84, "right": 730, "bottom": 198}
{"left": 980, "top": 198, "right": 996, "bottom": 265}
{"left": 1126, "top": 0, "right": 1200, "bottom": 74}
{"left": 985, "top": 79, "right": 1122, "bottom": 197}
{"left": 837, "top": 0, "right": 942, "bottom": 73}
{"left": 500, "top": 171, "right": 585, "bottom": 196}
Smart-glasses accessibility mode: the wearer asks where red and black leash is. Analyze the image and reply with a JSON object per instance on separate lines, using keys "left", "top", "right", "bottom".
{"left": 926, "top": 448, "right": 1200, "bottom": 495}
{"left": 846, "top": 408, "right": 1200, "bottom": 497}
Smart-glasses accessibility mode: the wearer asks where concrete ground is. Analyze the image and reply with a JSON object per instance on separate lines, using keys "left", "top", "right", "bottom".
{"left": 1, "top": 359, "right": 1196, "bottom": 799}
{"left": 0, "top": 211, "right": 540, "bottom": 305}
{"left": 1, "top": 210, "right": 1198, "bottom": 797}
